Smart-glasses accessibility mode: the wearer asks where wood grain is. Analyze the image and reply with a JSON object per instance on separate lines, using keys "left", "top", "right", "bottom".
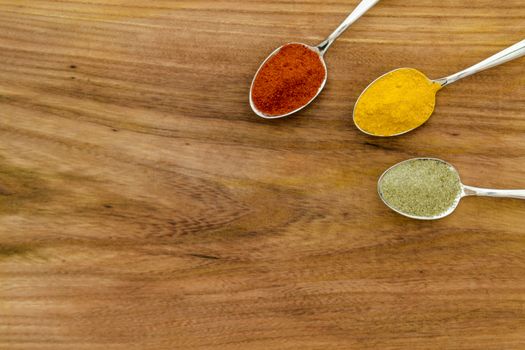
{"left": 0, "top": 1, "right": 524, "bottom": 349}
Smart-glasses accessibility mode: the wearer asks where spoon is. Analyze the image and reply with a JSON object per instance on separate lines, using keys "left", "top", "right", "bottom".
{"left": 250, "top": 0, "right": 380, "bottom": 119}
{"left": 354, "top": 39, "right": 525, "bottom": 137}
{"left": 378, "top": 158, "right": 525, "bottom": 220}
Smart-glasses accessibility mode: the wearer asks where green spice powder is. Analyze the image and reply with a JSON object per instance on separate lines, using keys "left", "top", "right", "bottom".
{"left": 379, "top": 159, "right": 462, "bottom": 218}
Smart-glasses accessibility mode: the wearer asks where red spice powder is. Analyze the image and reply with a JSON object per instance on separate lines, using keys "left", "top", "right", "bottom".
{"left": 251, "top": 44, "right": 326, "bottom": 116}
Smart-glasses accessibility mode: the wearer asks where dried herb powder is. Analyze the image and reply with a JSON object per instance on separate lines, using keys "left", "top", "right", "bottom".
{"left": 379, "top": 159, "right": 462, "bottom": 218}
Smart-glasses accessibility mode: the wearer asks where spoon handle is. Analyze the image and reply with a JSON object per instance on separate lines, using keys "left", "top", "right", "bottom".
{"left": 463, "top": 185, "right": 525, "bottom": 200}
{"left": 436, "top": 39, "right": 525, "bottom": 87}
{"left": 317, "top": 0, "right": 380, "bottom": 55}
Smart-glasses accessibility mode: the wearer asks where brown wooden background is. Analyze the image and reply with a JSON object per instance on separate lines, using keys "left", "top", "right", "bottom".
{"left": 0, "top": 1, "right": 524, "bottom": 349}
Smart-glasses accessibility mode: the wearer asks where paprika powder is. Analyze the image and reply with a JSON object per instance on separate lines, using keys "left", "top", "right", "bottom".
{"left": 251, "top": 44, "right": 326, "bottom": 116}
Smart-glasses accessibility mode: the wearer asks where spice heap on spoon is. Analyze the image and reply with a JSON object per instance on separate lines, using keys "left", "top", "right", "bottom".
{"left": 378, "top": 158, "right": 525, "bottom": 220}
{"left": 250, "top": 0, "right": 381, "bottom": 119}
{"left": 354, "top": 39, "right": 525, "bottom": 137}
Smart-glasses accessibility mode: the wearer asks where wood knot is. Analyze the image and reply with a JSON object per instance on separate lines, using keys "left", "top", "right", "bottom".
{"left": 0, "top": 244, "right": 31, "bottom": 258}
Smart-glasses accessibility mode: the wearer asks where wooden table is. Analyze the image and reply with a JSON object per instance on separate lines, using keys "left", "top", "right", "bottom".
{"left": 1, "top": 1, "right": 524, "bottom": 349}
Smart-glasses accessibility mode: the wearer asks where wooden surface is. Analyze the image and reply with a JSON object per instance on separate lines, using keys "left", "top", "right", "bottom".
{"left": 0, "top": 1, "right": 524, "bottom": 349}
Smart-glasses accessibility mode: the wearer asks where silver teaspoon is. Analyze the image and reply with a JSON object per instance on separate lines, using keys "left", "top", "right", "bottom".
{"left": 354, "top": 39, "right": 525, "bottom": 137}
{"left": 250, "top": 0, "right": 380, "bottom": 119}
{"left": 378, "top": 158, "right": 525, "bottom": 220}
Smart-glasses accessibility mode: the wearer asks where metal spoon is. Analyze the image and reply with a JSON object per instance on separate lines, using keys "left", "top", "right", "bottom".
{"left": 250, "top": 0, "right": 380, "bottom": 119}
{"left": 354, "top": 39, "right": 525, "bottom": 136}
{"left": 378, "top": 158, "right": 525, "bottom": 220}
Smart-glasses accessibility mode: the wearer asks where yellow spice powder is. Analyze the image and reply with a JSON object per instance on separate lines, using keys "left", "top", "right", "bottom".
{"left": 354, "top": 68, "right": 442, "bottom": 136}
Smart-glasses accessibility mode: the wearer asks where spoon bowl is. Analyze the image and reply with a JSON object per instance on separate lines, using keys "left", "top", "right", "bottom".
{"left": 378, "top": 158, "right": 461, "bottom": 220}
{"left": 249, "top": 43, "right": 328, "bottom": 120}
{"left": 378, "top": 158, "right": 525, "bottom": 220}
{"left": 353, "top": 68, "right": 441, "bottom": 137}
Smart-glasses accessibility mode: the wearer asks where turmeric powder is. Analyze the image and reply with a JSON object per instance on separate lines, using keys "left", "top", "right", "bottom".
{"left": 353, "top": 68, "right": 442, "bottom": 137}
